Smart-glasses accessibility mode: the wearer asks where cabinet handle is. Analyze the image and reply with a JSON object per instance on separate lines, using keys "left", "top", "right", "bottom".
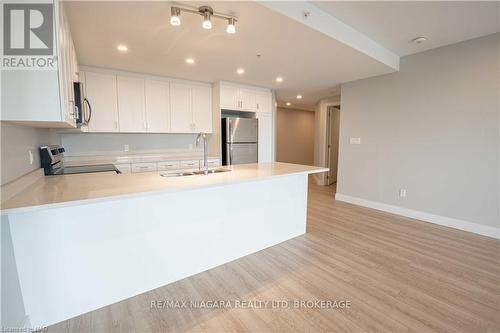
{"left": 257, "top": 103, "right": 259, "bottom": 110}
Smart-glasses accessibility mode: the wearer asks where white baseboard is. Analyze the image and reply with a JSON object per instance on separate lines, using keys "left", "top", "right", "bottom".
{"left": 335, "top": 193, "right": 500, "bottom": 239}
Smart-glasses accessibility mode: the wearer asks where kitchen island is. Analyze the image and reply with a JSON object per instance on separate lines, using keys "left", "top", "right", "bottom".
{"left": 1, "top": 162, "right": 327, "bottom": 329}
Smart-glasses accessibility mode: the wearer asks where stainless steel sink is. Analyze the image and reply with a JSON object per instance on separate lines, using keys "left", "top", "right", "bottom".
{"left": 192, "top": 168, "right": 232, "bottom": 175}
{"left": 160, "top": 168, "right": 231, "bottom": 178}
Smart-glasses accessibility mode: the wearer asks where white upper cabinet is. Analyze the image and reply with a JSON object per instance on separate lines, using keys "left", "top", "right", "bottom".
{"left": 192, "top": 85, "right": 212, "bottom": 133}
{"left": 145, "top": 80, "right": 170, "bottom": 132}
{"left": 239, "top": 88, "right": 257, "bottom": 112}
{"left": 117, "top": 76, "right": 146, "bottom": 132}
{"left": 81, "top": 69, "right": 212, "bottom": 134}
{"left": 255, "top": 91, "right": 272, "bottom": 114}
{"left": 171, "top": 82, "right": 213, "bottom": 133}
{"left": 84, "top": 72, "right": 119, "bottom": 132}
{"left": 170, "top": 82, "right": 193, "bottom": 133}
{"left": 219, "top": 83, "right": 271, "bottom": 113}
{"left": 220, "top": 85, "right": 240, "bottom": 110}
{"left": 0, "top": 1, "right": 77, "bottom": 127}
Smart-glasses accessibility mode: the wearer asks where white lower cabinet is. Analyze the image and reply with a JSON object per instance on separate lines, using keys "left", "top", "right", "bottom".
{"left": 202, "top": 158, "right": 221, "bottom": 168}
{"left": 257, "top": 113, "right": 273, "bottom": 162}
{"left": 115, "top": 158, "right": 220, "bottom": 174}
{"left": 131, "top": 162, "right": 158, "bottom": 173}
{"left": 180, "top": 160, "right": 200, "bottom": 169}
{"left": 157, "top": 161, "right": 181, "bottom": 171}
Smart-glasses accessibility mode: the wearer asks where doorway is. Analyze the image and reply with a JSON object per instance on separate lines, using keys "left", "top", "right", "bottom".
{"left": 325, "top": 106, "right": 340, "bottom": 185}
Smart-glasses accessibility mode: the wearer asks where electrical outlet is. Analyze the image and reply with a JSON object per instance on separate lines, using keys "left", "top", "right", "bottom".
{"left": 188, "top": 144, "right": 193, "bottom": 150}
{"left": 349, "top": 137, "right": 361, "bottom": 145}
{"left": 28, "top": 150, "right": 34, "bottom": 165}
{"left": 124, "top": 144, "right": 129, "bottom": 152}
{"left": 399, "top": 189, "right": 407, "bottom": 198}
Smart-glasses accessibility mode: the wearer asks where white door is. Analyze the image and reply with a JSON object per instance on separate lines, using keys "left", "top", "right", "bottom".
{"left": 220, "top": 84, "right": 240, "bottom": 110}
{"left": 145, "top": 80, "right": 170, "bottom": 132}
{"left": 84, "top": 72, "right": 119, "bottom": 132}
{"left": 239, "top": 88, "right": 257, "bottom": 112}
{"left": 191, "top": 85, "right": 212, "bottom": 133}
{"left": 257, "top": 113, "right": 273, "bottom": 162}
{"left": 170, "top": 82, "right": 192, "bottom": 133}
{"left": 255, "top": 91, "right": 272, "bottom": 114}
{"left": 117, "top": 76, "right": 146, "bottom": 132}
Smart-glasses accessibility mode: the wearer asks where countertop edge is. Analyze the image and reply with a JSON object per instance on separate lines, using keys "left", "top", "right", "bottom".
{"left": 1, "top": 167, "right": 328, "bottom": 215}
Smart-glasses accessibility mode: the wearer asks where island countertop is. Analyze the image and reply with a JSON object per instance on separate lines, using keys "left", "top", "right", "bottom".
{"left": 1, "top": 162, "right": 328, "bottom": 214}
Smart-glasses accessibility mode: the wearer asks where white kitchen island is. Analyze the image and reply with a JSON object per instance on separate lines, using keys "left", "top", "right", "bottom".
{"left": 1, "top": 162, "right": 327, "bottom": 329}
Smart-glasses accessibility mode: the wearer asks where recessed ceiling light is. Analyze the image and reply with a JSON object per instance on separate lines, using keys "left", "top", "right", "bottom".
{"left": 185, "top": 58, "right": 195, "bottom": 64}
{"left": 296, "top": 95, "right": 302, "bottom": 100}
{"left": 117, "top": 44, "right": 128, "bottom": 52}
{"left": 275, "top": 77, "right": 283, "bottom": 83}
{"left": 236, "top": 68, "right": 245, "bottom": 75}
{"left": 286, "top": 102, "right": 291, "bottom": 106}
{"left": 410, "top": 36, "right": 428, "bottom": 44}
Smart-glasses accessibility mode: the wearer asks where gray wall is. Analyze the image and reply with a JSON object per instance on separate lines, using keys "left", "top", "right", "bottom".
{"left": 0, "top": 122, "right": 59, "bottom": 185}
{"left": 338, "top": 34, "right": 499, "bottom": 228}
{"left": 276, "top": 108, "right": 315, "bottom": 165}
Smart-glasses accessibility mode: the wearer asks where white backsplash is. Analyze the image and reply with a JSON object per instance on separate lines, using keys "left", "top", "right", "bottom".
{"left": 60, "top": 133, "right": 209, "bottom": 157}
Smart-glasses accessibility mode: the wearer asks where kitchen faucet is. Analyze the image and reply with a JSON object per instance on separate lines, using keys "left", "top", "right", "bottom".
{"left": 196, "top": 132, "right": 209, "bottom": 175}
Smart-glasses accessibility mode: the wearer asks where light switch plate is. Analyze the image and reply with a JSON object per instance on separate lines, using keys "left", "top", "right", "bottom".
{"left": 124, "top": 144, "right": 129, "bottom": 152}
{"left": 349, "top": 137, "right": 361, "bottom": 144}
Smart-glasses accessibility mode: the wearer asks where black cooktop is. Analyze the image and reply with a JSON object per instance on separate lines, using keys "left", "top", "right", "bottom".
{"left": 53, "top": 164, "right": 120, "bottom": 175}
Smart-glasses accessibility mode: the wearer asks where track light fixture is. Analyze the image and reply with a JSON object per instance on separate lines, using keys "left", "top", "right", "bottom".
{"left": 170, "top": 5, "right": 237, "bottom": 34}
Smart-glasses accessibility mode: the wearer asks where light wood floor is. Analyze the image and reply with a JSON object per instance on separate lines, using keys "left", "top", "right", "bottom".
{"left": 48, "top": 180, "right": 500, "bottom": 333}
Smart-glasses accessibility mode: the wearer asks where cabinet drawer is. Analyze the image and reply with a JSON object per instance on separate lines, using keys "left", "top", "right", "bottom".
{"left": 131, "top": 162, "right": 157, "bottom": 173}
{"left": 157, "top": 161, "right": 180, "bottom": 171}
{"left": 115, "top": 163, "right": 131, "bottom": 174}
{"left": 180, "top": 160, "right": 199, "bottom": 169}
{"left": 202, "top": 158, "right": 220, "bottom": 167}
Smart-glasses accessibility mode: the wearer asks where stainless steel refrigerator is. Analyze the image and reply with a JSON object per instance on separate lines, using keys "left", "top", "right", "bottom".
{"left": 221, "top": 117, "right": 258, "bottom": 165}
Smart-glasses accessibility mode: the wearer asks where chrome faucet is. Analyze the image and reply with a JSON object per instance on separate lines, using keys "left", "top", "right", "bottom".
{"left": 196, "top": 132, "right": 209, "bottom": 175}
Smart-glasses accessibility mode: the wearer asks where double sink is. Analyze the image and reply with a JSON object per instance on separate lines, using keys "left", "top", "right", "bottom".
{"left": 160, "top": 167, "right": 231, "bottom": 178}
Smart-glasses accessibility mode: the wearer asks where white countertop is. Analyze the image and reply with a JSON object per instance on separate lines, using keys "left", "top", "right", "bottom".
{"left": 1, "top": 163, "right": 328, "bottom": 214}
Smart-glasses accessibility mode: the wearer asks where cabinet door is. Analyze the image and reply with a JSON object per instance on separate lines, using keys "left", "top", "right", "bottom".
{"left": 239, "top": 88, "right": 257, "bottom": 112}
{"left": 192, "top": 85, "right": 212, "bottom": 133}
{"left": 117, "top": 76, "right": 146, "bottom": 132}
{"left": 145, "top": 80, "right": 170, "bottom": 132}
{"left": 170, "top": 82, "right": 192, "bottom": 133}
{"left": 257, "top": 113, "right": 273, "bottom": 162}
{"left": 84, "top": 72, "right": 119, "bottom": 132}
{"left": 57, "top": 2, "right": 76, "bottom": 126}
{"left": 220, "top": 84, "right": 240, "bottom": 110}
{"left": 255, "top": 91, "right": 272, "bottom": 114}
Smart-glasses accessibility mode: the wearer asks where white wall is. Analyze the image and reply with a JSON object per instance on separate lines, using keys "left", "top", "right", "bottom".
{"left": 276, "top": 108, "right": 315, "bottom": 165}
{"left": 337, "top": 34, "right": 499, "bottom": 235}
{"left": 0, "top": 122, "right": 60, "bottom": 185}
{"left": 60, "top": 133, "right": 203, "bottom": 156}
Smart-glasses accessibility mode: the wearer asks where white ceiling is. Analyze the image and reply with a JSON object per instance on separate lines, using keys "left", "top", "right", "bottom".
{"left": 65, "top": 1, "right": 500, "bottom": 109}
{"left": 312, "top": 1, "right": 500, "bottom": 56}
{"left": 64, "top": 1, "right": 394, "bottom": 109}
